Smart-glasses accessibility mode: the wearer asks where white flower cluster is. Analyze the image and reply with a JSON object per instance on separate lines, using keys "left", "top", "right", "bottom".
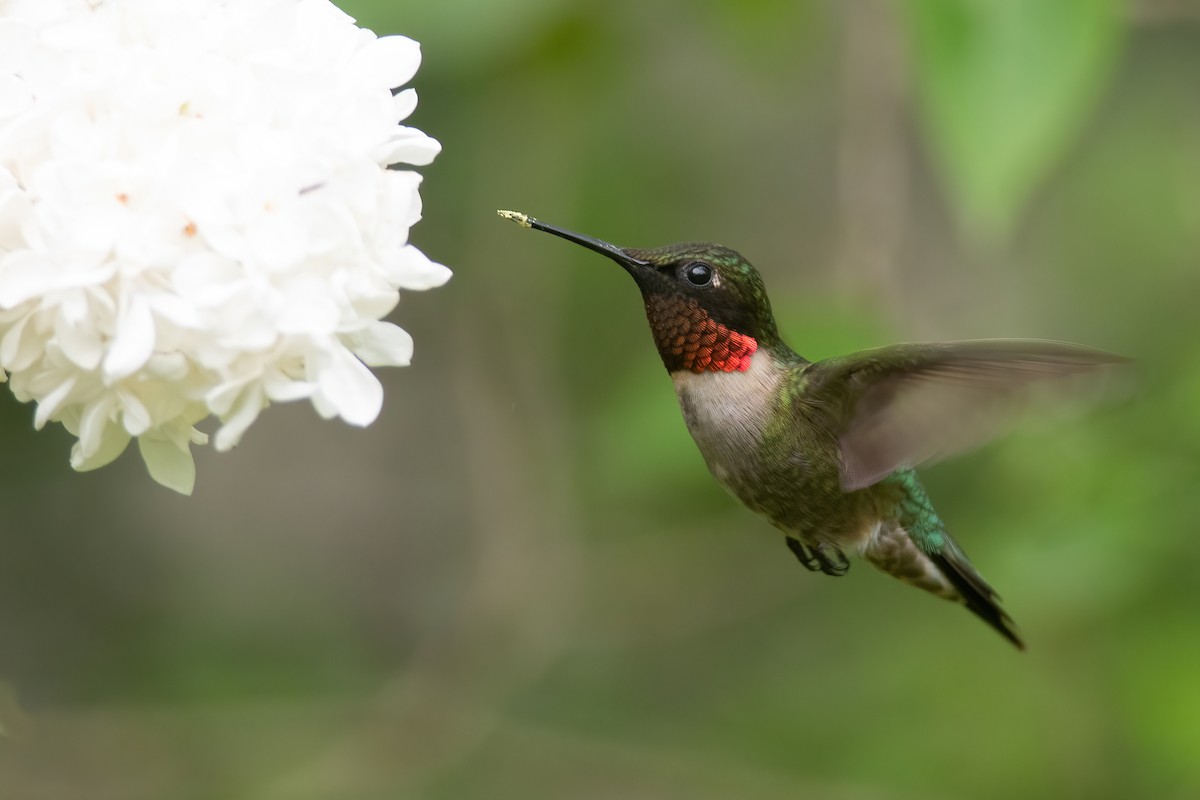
{"left": 0, "top": 0, "right": 449, "bottom": 493}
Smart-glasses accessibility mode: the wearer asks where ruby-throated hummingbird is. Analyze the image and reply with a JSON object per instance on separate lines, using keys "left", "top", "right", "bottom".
{"left": 499, "top": 210, "right": 1123, "bottom": 649}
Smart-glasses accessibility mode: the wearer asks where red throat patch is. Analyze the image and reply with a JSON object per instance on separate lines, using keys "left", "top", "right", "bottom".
{"left": 645, "top": 295, "right": 758, "bottom": 373}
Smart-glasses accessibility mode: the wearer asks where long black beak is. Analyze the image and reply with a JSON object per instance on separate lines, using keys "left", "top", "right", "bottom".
{"left": 498, "top": 210, "right": 650, "bottom": 271}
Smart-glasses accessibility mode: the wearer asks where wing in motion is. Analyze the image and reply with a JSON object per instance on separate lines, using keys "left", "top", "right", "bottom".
{"left": 810, "top": 339, "right": 1126, "bottom": 491}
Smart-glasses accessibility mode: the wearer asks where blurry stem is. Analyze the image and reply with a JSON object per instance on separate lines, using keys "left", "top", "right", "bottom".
{"left": 833, "top": 0, "right": 910, "bottom": 309}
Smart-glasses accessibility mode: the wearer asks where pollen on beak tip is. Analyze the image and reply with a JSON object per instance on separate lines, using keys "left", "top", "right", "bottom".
{"left": 497, "top": 209, "right": 532, "bottom": 228}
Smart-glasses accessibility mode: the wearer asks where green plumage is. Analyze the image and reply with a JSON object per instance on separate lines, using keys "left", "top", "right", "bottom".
{"left": 885, "top": 470, "right": 946, "bottom": 554}
{"left": 500, "top": 210, "right": 1124, "bottom": 649}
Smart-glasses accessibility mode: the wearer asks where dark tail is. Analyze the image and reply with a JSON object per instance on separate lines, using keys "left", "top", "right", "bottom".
{"left": 929, "top": 548, "right": 1025, "bottom": 650}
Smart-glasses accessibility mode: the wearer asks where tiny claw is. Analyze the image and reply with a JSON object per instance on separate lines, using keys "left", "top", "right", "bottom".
{"left": 813, "top": 543, "right": 850, "bottom": 576}
{"left": 786, "top": 537, "right": 823, "bottom": 572}
{"left": 786, "top": 538, "right": 849, "bottom": 576}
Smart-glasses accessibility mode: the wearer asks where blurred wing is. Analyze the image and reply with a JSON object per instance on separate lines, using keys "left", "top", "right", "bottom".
{"left": 827, "top": 340, "right": 1126, "bottom": 491}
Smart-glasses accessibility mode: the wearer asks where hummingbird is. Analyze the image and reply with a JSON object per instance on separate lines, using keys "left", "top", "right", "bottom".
{"left": 498, "top": 210, "right": 1123, "bottom": 649}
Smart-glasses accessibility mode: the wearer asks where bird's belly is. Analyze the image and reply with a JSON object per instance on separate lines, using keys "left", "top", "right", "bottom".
{"left": 674, "top": 362, "right": 869, "bottom": 544}
{"left": 672, "top": 356, "right": 786, "bottom": 518}
{"left": 688, "top": 424, "right": 758, "bottom": 498}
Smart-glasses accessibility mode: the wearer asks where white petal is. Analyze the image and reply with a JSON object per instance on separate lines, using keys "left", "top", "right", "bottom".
{"left": 118, "top": 389, "right": 153, "bottom": 436}
{"left": 138, "top": 435, "right": 196, "bottom": 495}
{"left": 0, "top": 177, "right": 30, "bottom": 247}
{"left": 346, "top": 287, "right": 399, "bottom": 321}
{"left": 263, "top": 369, "right": 316, "bottom": 402}
{"left": 0, "top": 71, "right": 34, "bottom": 120}
{"left": 70, "top": 424, "right": 131, "bottom": 472}
{"left": 249, "top": 205, "right": 310, "bottom": 270}
{"left": 316, "top": 345, "right": 382, "bottom": 426}
{"left": 276, "top": 277, "right": 340, "bottom": 335}
{"left": 0, "top": 251, "right": 57, "bottom": 309}
{"left": 144, "top": 353, "right": 189, "bottom": 382}
{"left": 55, "top": 314, "right": 103, "bottom": 370}
{"left": 347, "top": 35, "right": 421, "bottom": 89}
{"left": 170, "top": 254, "right": 243, "bottom": 303}
{"left": 145, "top": 292, "right": 202, "bottom": 328}
{"left": 392, "top": 88, "right": 417, "bottom": 121}
{"left": 77, "top": 396, "right": 117, "bottom": 459}
{"left": 376, "top": 170, "right": 423, "bottom": 238}
{"left": 206, "top": 375, "right": 256, "bottom": 416}
{"left": 103, "top": 297, "right": 155, "bottom": 381}
{"left": 310, "top": 390, "right": 338, "bottom": 420}
{"left": 59, "top": 290, "right": 90, "bottom": 325}
{"left": 213, "top": 384, "right": 264, "bottom": 451}
{"left": 33, "top": 376, "right": 75, "bottom": 429}
{"left": 348, "top": 321, "right": 413, "bottom": 367}
{"left": 382, "top": 245, "right": 452, "bottom": 290}
{"left": 0, "top": 311, "right": 39, "bottom": 372}
{"left": 375, "top": 129, "right": 441, "bottom": 167}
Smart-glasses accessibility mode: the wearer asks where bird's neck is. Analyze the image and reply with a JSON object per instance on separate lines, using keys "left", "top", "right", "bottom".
{"left": 644, "top": 294, "right": 764, "bottom": 374}
{"left": 669, "top": 348, "right": 789, "bottom": 497}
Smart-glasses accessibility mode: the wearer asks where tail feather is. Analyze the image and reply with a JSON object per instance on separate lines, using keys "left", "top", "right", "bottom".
{"left": 870, "top": 470, "right": 1025, "bottom": 649}
{"left": 862, "top": 520, "right": 1025, "bottom": 649}
{"left": 929, "top": 547, "right": 1025, "bottom": 650}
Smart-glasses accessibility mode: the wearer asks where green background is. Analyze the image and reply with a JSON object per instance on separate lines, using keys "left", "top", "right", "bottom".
{"left": 3, "top": 1, "right": 1199, "bottom": 798}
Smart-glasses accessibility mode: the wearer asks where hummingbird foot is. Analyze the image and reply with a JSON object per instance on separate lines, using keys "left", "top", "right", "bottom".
{"left": 786, "top": 537, "right": 822, "bottom": 571}
{"left": 786, "top": 538, "right": 850, "bottom": 577}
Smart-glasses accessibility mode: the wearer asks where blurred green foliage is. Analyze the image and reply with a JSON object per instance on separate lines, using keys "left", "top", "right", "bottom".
{"left": 2, "top": 1, "right": 1199, "bottom": 799}
{"left": 906, "top": 0, "right": 1122, "bottom": 239}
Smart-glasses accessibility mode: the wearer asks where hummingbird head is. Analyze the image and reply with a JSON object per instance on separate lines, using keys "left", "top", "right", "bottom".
{"left": 499, "top": 211, "right": 782, "bottom": 374}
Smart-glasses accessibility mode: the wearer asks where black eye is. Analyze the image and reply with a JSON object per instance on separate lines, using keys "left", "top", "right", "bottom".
{"left": 683, "top": 262, "right": 713, "bottom": 286}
